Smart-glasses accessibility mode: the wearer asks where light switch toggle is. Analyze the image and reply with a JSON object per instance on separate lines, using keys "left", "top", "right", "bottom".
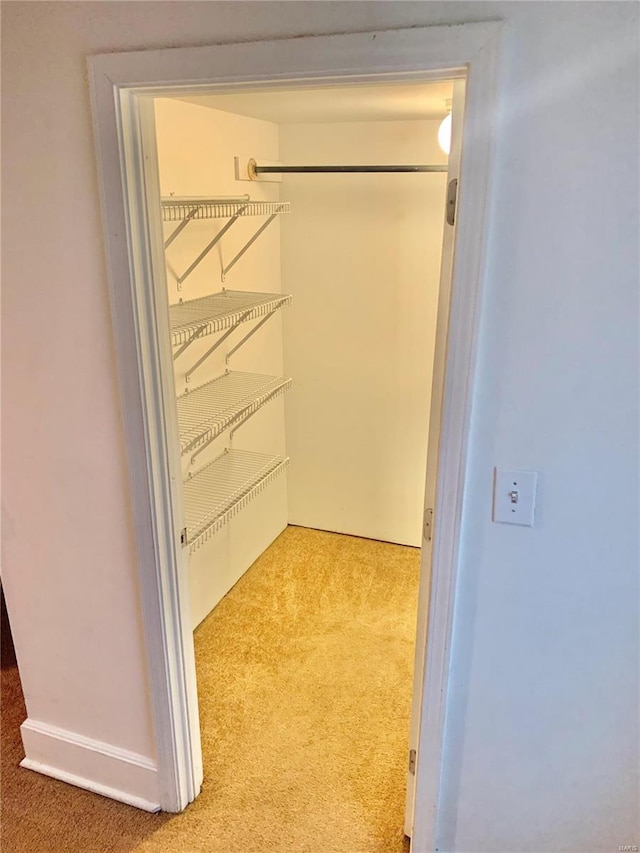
{"left": 493, "top": 469, "right": 538, "bottom": 526}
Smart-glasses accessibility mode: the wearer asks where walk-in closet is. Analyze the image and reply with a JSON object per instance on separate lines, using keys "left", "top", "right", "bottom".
{"left": 153, "top": 79, "right": 452, "bottom": 844}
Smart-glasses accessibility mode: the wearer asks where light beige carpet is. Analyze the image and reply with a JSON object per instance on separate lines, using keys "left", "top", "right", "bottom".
{"left": 2, "top": 526, "right": 419, "bottom": 853}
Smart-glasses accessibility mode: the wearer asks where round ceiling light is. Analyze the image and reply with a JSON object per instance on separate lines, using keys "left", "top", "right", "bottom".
{"left": 438, "top": 112, "right": 452, "bottom": 156}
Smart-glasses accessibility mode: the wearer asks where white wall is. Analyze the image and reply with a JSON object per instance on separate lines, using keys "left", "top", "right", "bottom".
{"left": 280, "top": 119, "right": 446, "bottom": 546}
{"left": 154, "top": 98, "right": 288, "bottom": 628}
{"left": 2, "top": 2, "right": 637, "bottom": 849}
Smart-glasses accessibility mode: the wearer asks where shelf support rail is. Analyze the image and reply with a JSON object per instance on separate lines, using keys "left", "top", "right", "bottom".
{"left": 221, "top": 203, "right": 288, "bottom": 281}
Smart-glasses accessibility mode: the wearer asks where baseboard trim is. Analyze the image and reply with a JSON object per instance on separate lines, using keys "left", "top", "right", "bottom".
{"left": 20, "top": 718, "right": 161, "bottom": 812}
{"left": 20, "top": 758, "right": 161, "bottom": 812}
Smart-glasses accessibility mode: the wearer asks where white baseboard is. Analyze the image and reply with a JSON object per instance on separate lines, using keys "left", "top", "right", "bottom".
{"left": 20, "top": 718, "right": 161, "bottom": 812}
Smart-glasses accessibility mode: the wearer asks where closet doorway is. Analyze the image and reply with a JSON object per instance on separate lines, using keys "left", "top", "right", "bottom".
{"left": 88, "top": 21, "right": 502, "bottom": 852}
{"left": 148, "top": 76, "right": 462, "bottom": 844}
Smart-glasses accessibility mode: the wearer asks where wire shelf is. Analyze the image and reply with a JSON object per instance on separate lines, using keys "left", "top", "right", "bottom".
{"left": 170, "top": 290, "right": 292, "bottom": 348}
{"left": 183, "top": 449, "right": 289, "bottom": 552}
{"left": 177, "top": 371, "right": 292, "bottom": 456}
{"left": 161, "top": 197, "right": 291, "bottom": 222}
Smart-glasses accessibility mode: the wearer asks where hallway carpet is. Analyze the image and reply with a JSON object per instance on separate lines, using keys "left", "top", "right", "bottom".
{"left": 2, "top": 526, "right": 419, "bottom": 853}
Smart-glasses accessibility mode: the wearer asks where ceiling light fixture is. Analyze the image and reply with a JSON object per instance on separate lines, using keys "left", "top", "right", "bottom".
{"left": 438, "top": 99, "right": 452, "bottom": 155}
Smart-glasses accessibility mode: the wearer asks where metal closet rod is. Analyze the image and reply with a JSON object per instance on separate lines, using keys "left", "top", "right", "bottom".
{"left": 253, "top": 163, "right": 448, "bottom": 174}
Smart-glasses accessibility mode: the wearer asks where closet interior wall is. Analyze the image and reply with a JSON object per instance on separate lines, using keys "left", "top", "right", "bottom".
{"left": 155, "top": 99, "right": 288, "bottom": 629}
{"left": 279, "top": 118, "right": 447, "bottom": 546}
{"left": 154, "top": 90, "right": 448, "bottom": 629}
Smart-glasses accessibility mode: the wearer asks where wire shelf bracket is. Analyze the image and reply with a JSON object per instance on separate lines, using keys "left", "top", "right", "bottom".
{"left": 181, "top": 308, "right": 252, "bottom": 379}
{"left": 221, "top": 211, "right": 279, "bottom": 281}
{"left": 163, "top": 196, "right": 251, "bottom": 259}
{"left": 175, "top": 204, "right": 251, "bottom": 288}
{"left": 170, "top": 290, "right": 292, "bottom": 381}
{"left": 184, "top": 305, "right": 282, "bottom": 383}
{"left": 182, "top": 449, "right": 289, "bottom": 552}
{"left": 164, "top": 204, "right": 202, "bottom": 250}
{"left": 223, "top": 308, "right": 276, "bottom": 366}
{"left": 177, "top": 371, "right": 292, "bottom": 464}
{"left": 161, "top": 197, "right": 290, "bottom": 288}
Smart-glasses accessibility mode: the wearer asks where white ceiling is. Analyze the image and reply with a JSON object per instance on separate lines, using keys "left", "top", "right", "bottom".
{"left": 178, "top": 81, "right": 453, "bottom": 125}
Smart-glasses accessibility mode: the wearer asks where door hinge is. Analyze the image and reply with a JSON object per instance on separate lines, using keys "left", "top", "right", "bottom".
{"left": 423, "top": 508, "right": 434, "bottom": 542}
{"left": 180, "top": 527, "right": 187, "bottom": 546}
{"left": 408, "top": 749, "right": 416, "bottom": 775}
{"left": 446, "top": 178, "right": 458, "bottom": 226}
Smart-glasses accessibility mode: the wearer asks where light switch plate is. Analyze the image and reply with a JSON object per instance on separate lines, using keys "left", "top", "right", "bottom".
{"left": 493, "top": 468, "right": 537, "bottom": 526}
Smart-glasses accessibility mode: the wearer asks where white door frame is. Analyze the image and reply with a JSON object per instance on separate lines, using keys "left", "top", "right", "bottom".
{"left": 88, "top": 23, "right": 503, "bottom": 851}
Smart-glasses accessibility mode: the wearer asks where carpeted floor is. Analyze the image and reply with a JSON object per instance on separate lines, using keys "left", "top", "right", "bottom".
{"left": 1, "top": 526, "right": 419, "bottom": 853}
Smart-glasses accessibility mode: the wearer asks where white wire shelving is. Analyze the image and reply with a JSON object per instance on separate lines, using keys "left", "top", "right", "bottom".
{"left": 170, "top": 289, "right": 292, "bottom": 348}
{"left": 177, "top": 371, "right": 292, "bottom": 462}
{"left": 163, "top": 198, "right": 293, "bottom": 549}
{"left": 161, "top": 196, "right": 290, "bottom": 285}
{"left": 170, "top": 289, "right": 292, "bottom": 382}
{"left": 162, "top": 196, "right": 290, "bottom": 223}
{"left": 183, "top": 449, "right": 289, "bottom": 552}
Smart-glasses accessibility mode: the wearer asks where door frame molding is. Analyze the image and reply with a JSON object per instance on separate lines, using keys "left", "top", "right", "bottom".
{"left": 88, "top": 22, "right": 504, "bottom": 849}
